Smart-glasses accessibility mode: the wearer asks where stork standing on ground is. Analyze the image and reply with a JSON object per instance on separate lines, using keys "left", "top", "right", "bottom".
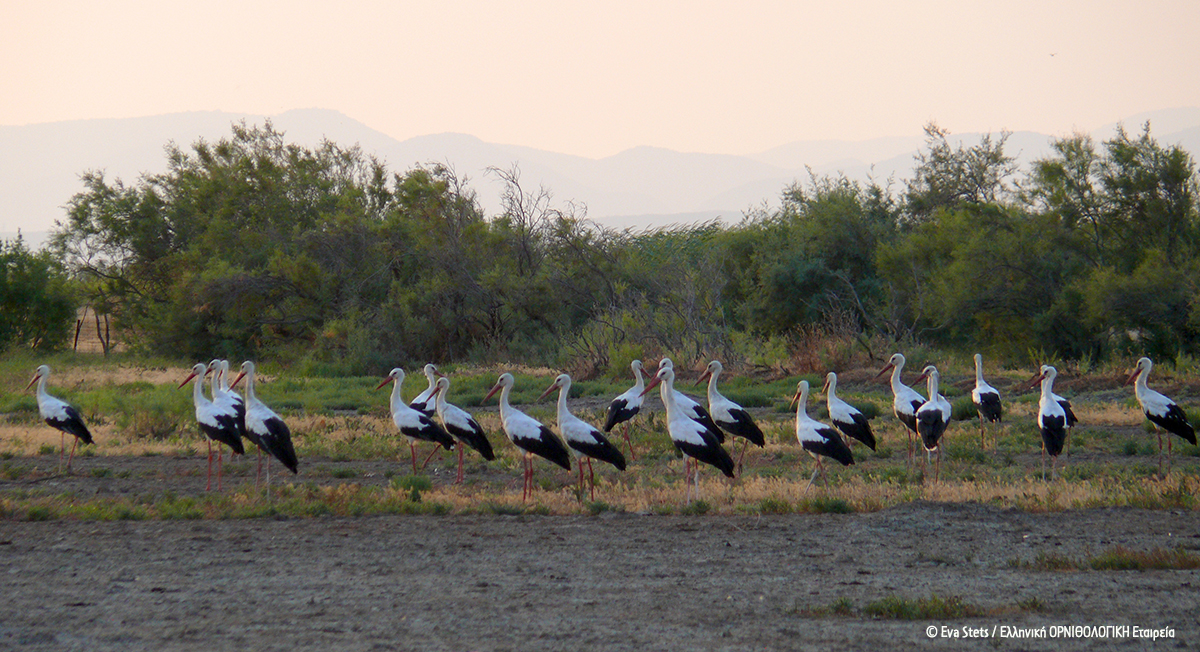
{"left": 229, "top": 361, "right": 298, "bottom": 485}
{"left": 485, "top": 373, "right": 571, "bottom": 501}
{"left": 874, "top": 353, "right": 926, "bottom": 465}
{"left": 540, "top": 373, "right": 626, "bottom": 501}
{"left": 409, "top": 363, "right": 445, "bottom": 416}
{"left": 25, "top": 365, "right": 93, "bottom": 473}
{"left": 697, "top": 360, "right": 766, "bottom": 470}
{"left": 179, "top": 362, "right": 244, "bottom": 491}
{"left": 656, "top": 358, "right": 725, "bottom": 442}
{"left": 377, "top": 368, "right": 456, "bottom": 474}
{"left": 1022, "top": 365, "right": 1079, "bottom": 456}
{"left": 1031, "top": 365, "right": 1068, "bottom": 480}
{"left": 642, "top": 367, "right": 734, "bottom": 503}
{"left": 914, "top": 365, "right": 952, "bottom": 482}
{"left": 823, "top": 371, "right": 876, "bottom": 451}
{"left": 603, "top": 360, "right": 647, "bottom": 461}
{"left": 432, "top": 376, "right": 495, "bottom": 484}
{"left": 971, "top": 354, "right": 1002, "bottom": 449}
{"left": 792, "top": 380, "right": 855, "bottom": 493}
{"left": 1125, "top": 357, "right": 1197, "bottom": 475}
{"left": 211, "top": 358, "right": 261, "bottom": 483}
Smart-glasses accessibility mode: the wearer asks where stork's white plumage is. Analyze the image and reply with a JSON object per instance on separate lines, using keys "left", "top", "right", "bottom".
{"left": 1126, "top": 357, "right": 1196, "bottom": 475}
{"left": 603, "top": 359, "right": 647, "bottom": 461}
{"left": 874, "top": 353, "right": 926, "bottom": 464}
{"left": 657, "top": 358, "right": 724, "bottom": 442}
{"left": 230, "top": 361, "right": 298, "bottom": 486}
{"left": 642, "top": 367, "right": 734, "bottom": 503}
{"left": 211, "top": 358, "right": 259, "bottom": 481}
{"left": 433, "top": 376, "right": 495, "bottom": 484}
{"left": 25, "top": 365, "right": 93, "bottom": 473}
{"left": 540, "top": 373, "right": 626, "bottom": 501}
{"left": 179, "top": 362, "right": 244, "bottom": 491}
{"left": 409, "top": 363, "right": 445, "bottom": 416}
{"left": 377, "top": 368, "right": 455, "bottom": 475}
{"left": 823, "top": 372, "right": 876, "bottom": 451}
{"left": 1033, "top": 365, "right": 1068, "bottom": 480}
{"left": 970, "top": 353, "right": 1002, "bottom": 449}
{"left": 698, "top": 360, "right": 765, "bottom": 470}
{"left": 792, "top": 380, "right": 855, "bottom": 493}
{"left": 914, "top": 366, "right": 952, "bottom": 482}
{"left": 485, "top": 373, "right": 571, "bottom": 501}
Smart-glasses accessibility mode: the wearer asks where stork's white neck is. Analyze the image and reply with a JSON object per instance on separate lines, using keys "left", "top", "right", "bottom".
{"left": 705, "top": 367, "right": 724, "bottom": 404}
{"left": 389, "top": 376, "right": 406, "bottom": 413}
{"left": 555, "top": 381, "right": 571, "bottom": 426}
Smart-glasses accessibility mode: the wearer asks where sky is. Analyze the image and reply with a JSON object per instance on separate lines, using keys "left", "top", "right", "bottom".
{"left": 3, "top": 0, "right": 1200, "bottom": 159}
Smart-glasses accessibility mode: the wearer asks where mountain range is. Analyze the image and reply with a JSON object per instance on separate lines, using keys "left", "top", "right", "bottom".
{"left": 4, "top": 107, "right": 1200, "bottom": 248}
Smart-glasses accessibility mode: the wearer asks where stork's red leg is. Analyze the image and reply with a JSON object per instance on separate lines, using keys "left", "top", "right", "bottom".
{"left": 623, "top": 423, "right": 637, "bottom": 462}
{"left": 588, "top": 457, "right": 596, "bottom": 502}
{"left": 206, "top": 440, "right": 214, "bottom": 492}
{"left": 420, "top": 444, "right": 441, "bottom": 470}
{"left": 66, "top": 437, "right": 79, "bottom": 473}
{"left": 410, "top": 442, "right": 418, "bottom": 475}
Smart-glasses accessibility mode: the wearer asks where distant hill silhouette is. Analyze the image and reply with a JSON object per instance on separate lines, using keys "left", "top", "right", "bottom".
{"left": 4, "top": 107, "right": 1199, "bottom": 246}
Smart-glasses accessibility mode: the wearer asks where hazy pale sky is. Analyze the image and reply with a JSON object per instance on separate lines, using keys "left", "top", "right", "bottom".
{"left": 3, "top": 0, "right": 1199, "bottom": 158}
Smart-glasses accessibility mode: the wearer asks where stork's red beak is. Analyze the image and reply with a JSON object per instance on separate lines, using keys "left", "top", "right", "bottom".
{"left": 872, "top": 363, "right": 894, "bottom": 381}
{"left": 639, "top": 376, "right": 663, "bottom": 398}
{"left": 484, "top": 383, "right": 502, "bottom": 402}
{"left": 178, "top": 372, "right": 198, "bottom": 388}
{"left": 537, "top": 381, "right": 557, "bottom": 401}
{"left": 375, "top": 377, "right": 393, "bottom": 390}
{"left": 24, "top": 374, "right": 39, "bottom": 391}
{"left": 694, "top": 371, "right": 710, "bottom": 387}
{"left": 1123, "top": 369, "right": 1140, "bottom": 386}
{"left": 229, "top": 371, "right": 247, "bottom": 390}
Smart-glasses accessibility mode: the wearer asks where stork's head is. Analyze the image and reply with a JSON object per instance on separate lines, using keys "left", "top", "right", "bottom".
{"left": 696, "top": 360, "right": 723, "bottom": 386}
{"left": 640, "top": 366, "right": 673, "bottom": 397}
{"left": 375, "top": 367, "right": 404, "bottom": 390}
{"left": 538, "top": 373, "right": 572, "bottom": 401}
{"left": 179, "top": 362, "right": 209, "bottom": 388}
{"left": 790, "top": 380, "right": 810, "bottom": 408}
{"left": 873, "top": 353, "right": 905, "bottom": 380}
{"left": 1124, "top": 357, "right": 1153, "bottom": 386}
{"left": 25, "top": 364, "right": 51, "bottom": 391}
{"left": 484, "top": 372, "right": 515, "bottom": 402}
{"left": 822, "top": 371, "right": 837, "bottom": 394}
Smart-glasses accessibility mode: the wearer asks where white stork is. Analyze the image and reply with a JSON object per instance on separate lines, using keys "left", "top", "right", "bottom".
{"left": 641, "top": 367, "right": 734, "bottom": 503}
{"left": 792, "top": 380, "right": 855, "bottom": 493}
{"left": 914, "top": 365, "right": 952, "bottom": 482}
{"left": 179, "top": 362, "right": 244, "bottom": 491}
{"left": 970, "top": 353, "right": 1002, "bottom": 449}
{"left": 229, "top": 361, "right": 298, "bottom": 486}
{"left": 657, "top": 358, "right": 724, "bottom": 441}
{"left": 697, "top": 360, "right": 766, "bottom": 470}
{"left": 432, "top": 376, "right": 495, "bottom": 484}
{"left": 539, "top": 373, "right": 627, "bottom": 501}
{"left": 25, "top": 365, "right": 93, "bottom": 473}
{"left": 1125, "top": 357, "right": 1196, "bottom": 475}
{"left": 210, "top": 358, "right": 260, "bottom": 481}
{"left": 408, "top": 363, "right": 445, "bottom": 416}
{"left": 874, "top": 353, "right": 926, "bottom": 465}
{"left": 822, "top": 372, "right": 876, "bottom": 451}
{"left": 1031, "top": 365, "right": 1068, "bottom": 480}
{"left": 377, "top": 368, "right": 456, "bottom": 475}
{"left": 603, "top": 359, "right": 647, "bottom": 461}
{"left": 485, "top": 373, "right": 571, "bottom": 501}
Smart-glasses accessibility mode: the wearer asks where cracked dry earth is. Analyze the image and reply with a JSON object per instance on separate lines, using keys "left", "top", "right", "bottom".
{"left": 1, "top": 502, "right": 1198, "bottom": 651}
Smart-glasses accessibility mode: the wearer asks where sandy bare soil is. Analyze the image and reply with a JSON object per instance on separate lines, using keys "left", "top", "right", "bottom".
{"left": 2, "top": 498, "right": 1198, "bottom": 651}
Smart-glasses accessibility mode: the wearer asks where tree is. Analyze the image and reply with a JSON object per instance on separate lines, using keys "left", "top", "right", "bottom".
{"left": 0, "top": 235, "right": 76, "bottom": 350}
{"left": 905, "top": 123, "right": 1018, "bottom": 222}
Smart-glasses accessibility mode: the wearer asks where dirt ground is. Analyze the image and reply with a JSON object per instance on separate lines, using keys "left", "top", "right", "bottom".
{"left": 2, "top": 488, "right": 1198, "bottom": 651}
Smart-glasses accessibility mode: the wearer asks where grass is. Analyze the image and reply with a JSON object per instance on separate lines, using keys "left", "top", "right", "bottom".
{"left": 1013, "top": 546, "right": 1200, "bottom": 571}
{"left": 4, "top": 352, "right": 1200, "bottom": 519}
